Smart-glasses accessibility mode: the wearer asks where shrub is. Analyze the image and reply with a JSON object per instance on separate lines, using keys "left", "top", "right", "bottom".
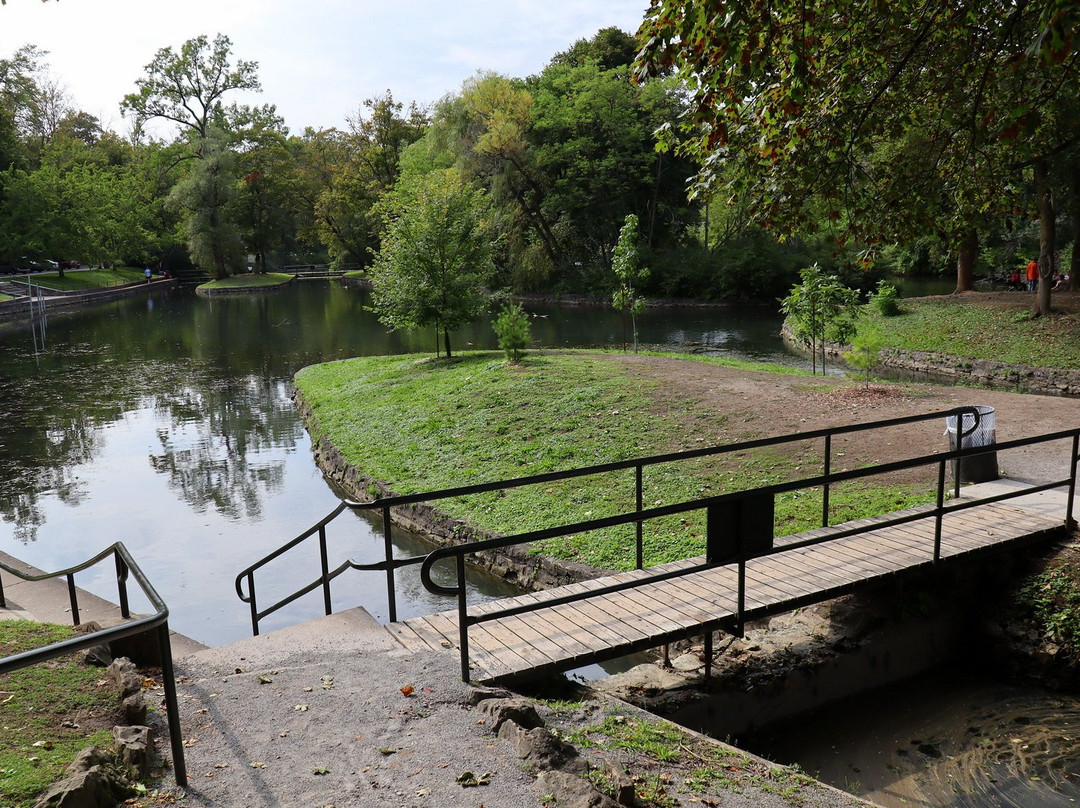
{"left": 870, "top": 280, "right": 901, "bottom": 316}
{"left": 493, "top": 303, "right": 531, "bottom": 362}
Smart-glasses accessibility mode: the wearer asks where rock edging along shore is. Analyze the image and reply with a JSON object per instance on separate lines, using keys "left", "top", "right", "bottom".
{"left": 0, "top": 278, "right": 178, "bottom": 323}
{"left": 293, "top": 390, "right": 607, "bottom": 593}
{"left": 780, "top": 321, "right": 1080, "bottom": 396}
{"left": 878, "top": 347, "right": 1080, "bottom": 396}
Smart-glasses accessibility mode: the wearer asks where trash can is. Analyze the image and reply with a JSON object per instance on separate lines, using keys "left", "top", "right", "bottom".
{"left": 944, "top": 406, "right": 999, "bottom": 483}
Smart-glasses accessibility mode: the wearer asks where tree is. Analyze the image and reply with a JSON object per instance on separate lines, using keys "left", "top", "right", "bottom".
{"left": 167, "top": 128, "right": 245, "bottom": 280}
{"left": 368, "top": 167, "right": 493, "bottom": 358}
{"left": 123, "top": 34, "right": 263, "bottom": 279}
{"left": 492, "top": 303, "right": 531, "bottom": 362}
{"left": 611, "top": 214, "right": 648, "bottom": 352}
{"left": 844, "top": 326, "right": 885, "bottom": 389}
{"left": 312, "top": 94, "right": 428, "bottom": 269}
{"left": 780, "top": 265, "right": 859, "bottom": 375}
{"left": 121, "top": 34, "right": 260, "bottom": 139}
{"left": 636, "top": 1, "right": 1080, "bottom": 310}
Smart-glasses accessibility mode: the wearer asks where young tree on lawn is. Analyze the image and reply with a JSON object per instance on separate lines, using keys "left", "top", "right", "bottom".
{"left": 780, "top": 265, "right": 859, "bottom": 375}
{"left": 368, "top": 167, "right": 493, "bottom": 358}
{"left": 611, "top": 213, "right": 648, "bottom": 352}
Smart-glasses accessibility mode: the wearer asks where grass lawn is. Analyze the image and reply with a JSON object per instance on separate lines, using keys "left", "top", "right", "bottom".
{"left": 863, "top": 293, "right": 1080, "bottom": 369}
{"left": 294, "top": 351, "right": 933, "bottom": 570}
{"left": 0, "top": 621, "right": 121, "bottom": 807}
{"left": 197, "top": 272, "right": 294, "bottom": 290}
{"left": 5, "top": 268, "right": 145, "bottom": 291}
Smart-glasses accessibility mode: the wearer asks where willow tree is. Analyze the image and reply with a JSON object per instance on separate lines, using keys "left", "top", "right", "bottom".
{"left": 636, "top": 1, "right": 1080, "bottom": 312}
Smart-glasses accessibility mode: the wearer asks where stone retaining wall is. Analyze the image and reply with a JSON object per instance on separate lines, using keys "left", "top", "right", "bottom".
{"left": 780, "top": 321, "right": 1080, "bottom": 396}
{"left": 0, "top": 279, "right": 177, "bottom": 323}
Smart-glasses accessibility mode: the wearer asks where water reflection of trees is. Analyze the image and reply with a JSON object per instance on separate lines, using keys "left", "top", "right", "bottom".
{"left": 149, "top": 374, "right": 303, "bottom": 520}
{"left": 0, "top": 283, "right": 504, "bottom": 542}
{"left": 0, "top": 369, "right": 113, "bottom": 543}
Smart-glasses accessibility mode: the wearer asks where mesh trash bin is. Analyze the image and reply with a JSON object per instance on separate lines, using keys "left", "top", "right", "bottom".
{"left": 944, "top": 406, "right": 999, "bottom": 483}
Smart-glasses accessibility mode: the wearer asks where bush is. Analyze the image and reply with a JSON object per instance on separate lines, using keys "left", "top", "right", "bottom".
{"left": 870, "top": 280, "right": 901, "bottom": 316}
{"left": 493, "top": 303, "right": 531, "bottom": 362}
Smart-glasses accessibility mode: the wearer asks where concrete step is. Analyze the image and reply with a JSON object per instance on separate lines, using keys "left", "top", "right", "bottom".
{"left": 0, "top": 550, "right": 207, "bottom": 658}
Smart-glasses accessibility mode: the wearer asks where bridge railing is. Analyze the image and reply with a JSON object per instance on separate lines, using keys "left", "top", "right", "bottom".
{"left": 417, "top": 422, "right": 1080, "bottom": 681}
{"left": 0, "top": 543, "right": 187, "bottom": 786}
{"left": 237, "top": 406, "right": 1012, "bottom": 636}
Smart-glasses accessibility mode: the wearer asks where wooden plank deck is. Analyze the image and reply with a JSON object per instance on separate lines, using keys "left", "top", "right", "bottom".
{"left": 386, "top": 501, "right": 1067, "bottom": 683}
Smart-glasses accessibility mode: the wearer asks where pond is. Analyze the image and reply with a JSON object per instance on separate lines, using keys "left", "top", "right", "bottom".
{"left": 0, "top": 282, "right": 799, "bottom": 646}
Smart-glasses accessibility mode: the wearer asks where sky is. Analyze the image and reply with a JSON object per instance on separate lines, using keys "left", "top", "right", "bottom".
{"left": 0, "top": 0, "right": 650, "bottom": 137}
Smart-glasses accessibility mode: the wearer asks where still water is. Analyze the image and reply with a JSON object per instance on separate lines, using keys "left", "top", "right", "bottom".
{"left": 0, "top": 282, "right": 796, "bottom": 646}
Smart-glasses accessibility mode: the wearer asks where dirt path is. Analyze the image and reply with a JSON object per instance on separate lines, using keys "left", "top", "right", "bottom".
{"left": 608, "top": 353, "right": 1080, "bottom": 485}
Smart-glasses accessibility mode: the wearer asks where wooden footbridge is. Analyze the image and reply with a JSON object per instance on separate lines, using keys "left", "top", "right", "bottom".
{"left": 237, "top": 408, "right": 1079, "bottom": 684}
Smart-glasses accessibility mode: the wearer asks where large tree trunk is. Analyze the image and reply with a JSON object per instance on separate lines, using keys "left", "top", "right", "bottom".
{"left": 443, "top": 327, "right": 453, "bottom": 359}
{"left": 1034, "top": 158, "right": 1055, "bottom": 318}
{"left": 955, "top": 227, "right": 977, "bottom": 293}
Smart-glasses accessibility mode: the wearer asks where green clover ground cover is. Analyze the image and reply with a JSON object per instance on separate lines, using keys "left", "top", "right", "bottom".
{"left": 0, "top": 621, "right": 118, "bottom": 808}
{"left": 294, "top": 351, "right": 932, "bottom": 571}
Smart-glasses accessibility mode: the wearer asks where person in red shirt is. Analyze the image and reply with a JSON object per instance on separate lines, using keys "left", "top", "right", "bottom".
{"left": 1026, "top": 258, "right": 1039, "bottom": 291}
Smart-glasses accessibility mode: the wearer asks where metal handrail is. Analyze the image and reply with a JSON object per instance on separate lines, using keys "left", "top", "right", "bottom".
{"left": 236, "top": 406, "right": 986, "bottom": 635}
{"left": 419, "top": 426, "right": 1080, "bottom": 681}
{"left": 0, "top": 543, "right": 187, "bottom": 786}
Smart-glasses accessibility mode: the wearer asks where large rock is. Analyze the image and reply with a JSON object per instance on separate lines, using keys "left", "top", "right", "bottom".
{"left": 478, "top": 697, "right": 543, "bottom": 732}
{"left": 106, "top": 658, "right": 142, "bottom": 697}
{"left": 33, "top": 766, "right": 130, "bottom": 808}
{"left": 535, "top": 770, "right": 620, "bottom": 808}
{"left": 113, "top": 725, "right": 152, "bottom": 780}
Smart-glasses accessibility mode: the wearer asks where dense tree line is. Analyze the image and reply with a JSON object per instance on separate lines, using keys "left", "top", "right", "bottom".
{"left": 1, "top": 15, "right": 1078, "bottom": 305}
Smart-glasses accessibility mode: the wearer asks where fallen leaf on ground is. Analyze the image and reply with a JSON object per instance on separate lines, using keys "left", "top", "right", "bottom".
{"left": 294, "top": 704, "right": 309, "bottom": 712}
{"left": 321, "top": 675, "right": 334, "bottom": 690}
{"left": 313, "top": 767, "right": 330, "bottom": 775}
{"left": 258, "top": 675, "right": 273, "bottom": 684}
{"left": 400, "top": 685, "right": 414, "bottom": 697}
{"left": 456, "top": 771, "right": 493, "bottom": 787}
{"left": 250, "top": 761, "right": 266, "bottom": 768}
{"left": 378, "top": 748, "right": 396, "bottom": 756}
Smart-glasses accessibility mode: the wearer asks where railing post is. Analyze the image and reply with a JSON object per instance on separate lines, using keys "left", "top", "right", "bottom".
{"left": 1067, "top": 433, "right": 1079, "bottom": 530}
{"left": 635, "top": 464, "right": 644, "bottom": 570}
{"left": 822, "top": 434, "right": 832, "bottom": 527}
{"left": 157, "top": 623, "right": 187, "bottom": 787}
{"left": 457, "top": 554, "right": 470, "bottom": 683}
{"left": 935, "top": 459, "right": 946, "bottom": 562}
{"left": 383, "top": 506, "right": 397, "bottom": 623}
{"left": 0, "top": 568, "right": 5, "bottom": 608}
{"left": 703, "top": 631, "right": 713, "bottom": 682}
{"left": 737, "top": 558, "right": 746, "bottom": 637}
{"left": 319, "top": 527, "right": 332, "bottom": 616}
{"left": 247, "top": 573, "right": 260, "bottom": 636}
{"left": 67, "top": 574, "right": 80, "bottom": 626}
{"left": 114, "top": 551, "right": 130, "bottom": 619}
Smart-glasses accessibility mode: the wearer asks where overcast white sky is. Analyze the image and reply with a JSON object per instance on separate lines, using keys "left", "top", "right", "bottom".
{"left": 1, "top": 0, "right": 649, "bottom": 137}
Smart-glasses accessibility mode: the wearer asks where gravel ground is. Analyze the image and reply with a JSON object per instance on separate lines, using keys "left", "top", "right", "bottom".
{"left": 144, "top": 608, "right": 871, "bottom": 808}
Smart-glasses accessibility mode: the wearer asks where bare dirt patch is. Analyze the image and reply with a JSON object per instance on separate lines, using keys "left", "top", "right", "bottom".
{"left": 604, "top": 353, "right": 1080, "bottom": 485}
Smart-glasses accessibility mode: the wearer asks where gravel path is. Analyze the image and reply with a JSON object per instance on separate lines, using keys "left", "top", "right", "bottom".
{"left": 148, "top": 607, "right": 871, "bottom": 808}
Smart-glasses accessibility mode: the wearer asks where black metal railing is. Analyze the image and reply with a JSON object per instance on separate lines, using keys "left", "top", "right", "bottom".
{"left": 419, "top": 422, "right": 1080, "bottom": 681}
{"left": 237, "top": 406, "right": 1008, "bottom": 636}
{"left": 0, "top": 544, "right": 187, "bottom": 786}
